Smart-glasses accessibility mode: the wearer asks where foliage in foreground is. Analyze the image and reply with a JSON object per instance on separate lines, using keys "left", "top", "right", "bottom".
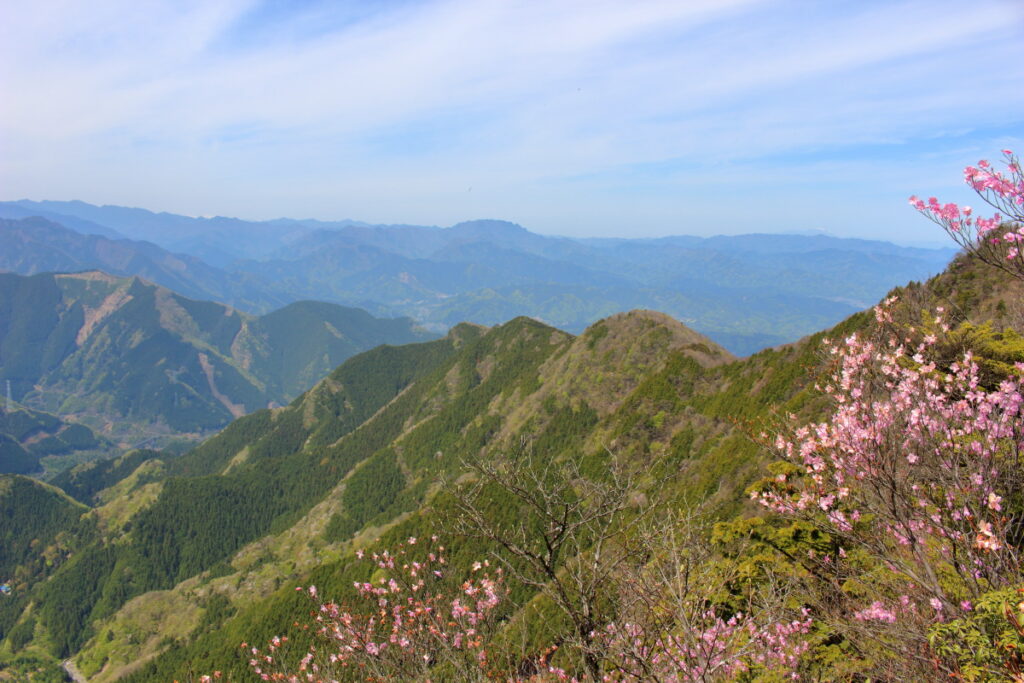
{"left": 241, "top": 533, "right": 813, "bottom": 682}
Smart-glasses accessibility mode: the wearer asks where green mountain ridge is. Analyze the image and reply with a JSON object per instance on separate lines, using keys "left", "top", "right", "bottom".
{"left": 6, "top": 306, "right": 744, "bottom": 679}
{"left": 0, "top": 270, "right": 435, "bottom": 439}
{"left": 0, "top": 253, "right": 1018, "bottom": 681}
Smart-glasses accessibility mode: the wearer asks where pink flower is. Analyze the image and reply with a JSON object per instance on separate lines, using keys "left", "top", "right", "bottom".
{"left": 854, "top": 601, "right": 897, "bottom": 623}
{"left": 975, "top": 521, "right": 1002, "bottom": 551}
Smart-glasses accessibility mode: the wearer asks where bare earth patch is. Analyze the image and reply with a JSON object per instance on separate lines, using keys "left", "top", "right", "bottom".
{"left": 198, "top": 353, "right": 246, "bottom": 418}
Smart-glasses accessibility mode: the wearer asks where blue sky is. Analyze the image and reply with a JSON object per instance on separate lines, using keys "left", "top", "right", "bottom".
{"left": 1, "top": 0, "right": 1021, "bottom": 243}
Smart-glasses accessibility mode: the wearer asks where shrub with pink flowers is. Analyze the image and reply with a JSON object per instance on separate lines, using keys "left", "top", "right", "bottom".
{"left": 751, "top": 298, "right": 1024, "bottom": 676}
{"left": 241, "top": 531, "right": 817, "bottom": 682}
{"left": 596, "top": 608, "right": 812, "bottom": 682}
{"left": 246, "top": 536, "right": 504, "bottom": 682}
{"left": 911, "top": 149, "right": 1024, "bottom": 280}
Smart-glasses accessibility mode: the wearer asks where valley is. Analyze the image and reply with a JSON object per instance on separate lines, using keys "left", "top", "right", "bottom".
{"left": 0, "top": 268, "right": 433, "bottom": 469}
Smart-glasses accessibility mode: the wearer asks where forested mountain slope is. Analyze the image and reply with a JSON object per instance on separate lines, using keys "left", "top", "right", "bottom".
{"left": 0, "top": 328, "right": 474, "bottom": 674}
{"left": 0, "top": 473, "right": 93, "bottom": 675}
{"left": 0, "top": 270, "right": 434, "bottom": 439}
{"left": 0, "top": 251, "right": 1017, "bottom": 681}
{"left": 0, "top": 404, "right": 107, "bottom": 476}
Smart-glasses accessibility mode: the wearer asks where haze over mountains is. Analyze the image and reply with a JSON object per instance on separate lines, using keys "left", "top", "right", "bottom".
{"left": 0, "top": 200, "right": 955, "bottom": 355}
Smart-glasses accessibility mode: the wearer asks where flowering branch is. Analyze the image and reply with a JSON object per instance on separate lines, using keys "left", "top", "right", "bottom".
{"left": 911, "top": 149, "right": 1024, "bottom": 280}
{"left": 247, "top": 536, "right": 504, "bottom": 682}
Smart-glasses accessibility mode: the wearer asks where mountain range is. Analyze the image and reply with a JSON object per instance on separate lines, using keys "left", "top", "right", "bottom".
{"left": 0, "top": 248, "right": 1019, "bottom": 680}
{"left": 0, "top": 201, "right": 955, "bottom": 355}
{"left": 0, "top": 270, "right": 433, "bottom": 441}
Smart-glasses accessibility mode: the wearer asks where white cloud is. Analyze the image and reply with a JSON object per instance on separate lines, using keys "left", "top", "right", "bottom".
{"left": 0, "top": 0, "right": 1021, "bottom": 238}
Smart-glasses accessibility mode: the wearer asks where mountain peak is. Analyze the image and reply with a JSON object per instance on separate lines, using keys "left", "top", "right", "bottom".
{"left": 448, "top": 219, "right": 529, "bottom": 236}
{"left": 589, "top": 310, "right": 734, "bottom": 368}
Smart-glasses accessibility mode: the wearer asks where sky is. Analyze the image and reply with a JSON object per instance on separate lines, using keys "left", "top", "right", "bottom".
{"left": 1, "top": 0, "right": 1022, "bottom": 244}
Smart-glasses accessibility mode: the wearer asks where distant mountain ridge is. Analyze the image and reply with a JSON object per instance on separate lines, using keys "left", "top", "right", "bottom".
{"left": 0, "top": 270, "right": 435, "bottom": 437}
{"left": 0, "top": 216, "right": 287, "bottom": 312}
{"left": 0, "top": 201, "right": 956, "bottom": 355}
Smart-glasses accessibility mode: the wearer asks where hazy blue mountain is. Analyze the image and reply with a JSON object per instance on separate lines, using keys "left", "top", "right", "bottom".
{"left": 0, "top": 202, "right": 125, "bottom": 239}
{"left": 238, "top": 219, "right": 954, "bottom": 352}
{"left": 0, "top": 201, "right": 956, "bottom": 354}
{"left": 0, "top": 217, "right": 288, "bottom": 312}
{"left": 243, "top": 223, "right": 949, "bottom": 353}
{"left": 420, "top": 280, "right": 853, "bottom": 354}
{"left": 0, "top": 200, "right": 355, "bottom": 265}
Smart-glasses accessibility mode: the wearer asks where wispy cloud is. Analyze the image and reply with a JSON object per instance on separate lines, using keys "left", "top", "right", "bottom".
{"left": 1, "top": 0, "right": 1021, "bottom": 240}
